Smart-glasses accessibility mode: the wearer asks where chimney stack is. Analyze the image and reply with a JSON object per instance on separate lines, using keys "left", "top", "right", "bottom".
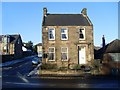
{"left": 102, "top": 35, "right": 105, "bottom": 48}
{"left": 81, "top": 8, "right": 87, "bottom": 15}
{"left": 43, "top": 7, "right": 47, "bottom": 17}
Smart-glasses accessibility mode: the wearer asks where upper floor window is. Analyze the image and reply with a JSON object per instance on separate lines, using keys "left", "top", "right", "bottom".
{"left": 79, "top": 28, "right": 85, "bottom": 40}
{"left": 61, "top": 47, "right": 68, "bottom": 61}
{"left": 61, "top": 28, "right": 68, "bottom": 40}
{"left": 48, "top": 47, "right": 55, "bottom": 61}
{"left": 48, "top": 28, "right": 55, "bottom": 40}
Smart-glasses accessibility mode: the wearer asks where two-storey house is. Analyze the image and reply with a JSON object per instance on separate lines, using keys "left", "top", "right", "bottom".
{"left": 42, "top": 8, "right": 94, "bottom": 68}
{"left": 0, "top": 34, "right": 23, "bottom": 58}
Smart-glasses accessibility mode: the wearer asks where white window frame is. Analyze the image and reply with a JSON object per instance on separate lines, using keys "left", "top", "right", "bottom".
{"left": 61, "top": 28, "right": 68, "bottom": 40}
{"left": 48, "top": 47, "right": 55, "bottom": 61}
{"left": 48, "top": 28, "right": 55, "bottom": 40}
{"left": 61, "top": 47, "right": 68, "bottom": 61}
{"left": 79, "top": 28, "right": 85, "bottom": 40}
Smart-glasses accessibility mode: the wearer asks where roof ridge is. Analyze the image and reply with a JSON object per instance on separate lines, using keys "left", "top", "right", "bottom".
{"left": 43, "top": 13, "right": 91, "bottom": 26}
{"left": 0, "top": 34, "right": 20, "bottom": 36}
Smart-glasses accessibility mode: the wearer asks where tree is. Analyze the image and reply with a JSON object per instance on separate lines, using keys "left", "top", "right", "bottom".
{"left": 33, "top": 45, "right": 37, "bottom": 54}
{"left": 25, "top": 41, "right": 33, "bottom": 51}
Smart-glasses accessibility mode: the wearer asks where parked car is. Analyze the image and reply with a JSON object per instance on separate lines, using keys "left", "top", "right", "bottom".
{"left": 32, "top": 56, "right": 42, "bottom": 65}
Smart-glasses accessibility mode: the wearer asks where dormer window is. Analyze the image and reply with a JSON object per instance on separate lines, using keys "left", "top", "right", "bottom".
{"left": 61, "top": 28, "right": 68, "bottom": 40}
{"left": 48, "top": 28, "right": 55, "bottom": 40}
{"left": 79, "top": 28, "right": 85, "bottom": 40}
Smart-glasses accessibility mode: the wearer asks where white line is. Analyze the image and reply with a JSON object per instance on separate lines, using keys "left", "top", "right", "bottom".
{"left": 5, "top": 82, "right": 40, "bottom": 86}
{"left": 5, "top": 82, "right": 50, "bottom": 87}
{"left": 5, "top": 82, "right": 72, "bottom": 87}
{"left": 18, "top": 65, "right": 22, "bottom": 68}
{"left": 25, "top": 63, "right": 28, "bottom": 65}
{"left": 17, "top": 62, "right": 29, "bottom": 68}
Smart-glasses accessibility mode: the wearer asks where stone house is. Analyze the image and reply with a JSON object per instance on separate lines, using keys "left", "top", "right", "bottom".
{"left": 0, "top": 34, "right": 23, "bottom": 58}
{"left": 42, "top": 8, "right": 94, "bottom": 68}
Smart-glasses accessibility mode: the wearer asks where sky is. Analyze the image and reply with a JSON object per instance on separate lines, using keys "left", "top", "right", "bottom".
{"left": 1, "top": 2, "right": 118, "bottom": 46}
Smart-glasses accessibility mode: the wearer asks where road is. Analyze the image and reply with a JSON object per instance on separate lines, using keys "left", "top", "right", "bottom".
{"left": 2, "top": 56, "right": 34, "bottom": 76}
{"left": 1, "top": 56, "right": 120, "bottom": 89}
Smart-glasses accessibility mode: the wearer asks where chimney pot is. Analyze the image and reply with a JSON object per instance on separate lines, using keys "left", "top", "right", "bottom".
{"left": 81, "top": 8, "right": 87, "bottom": 15}
{"left": 43, "top": 7, "right": 47, "bottom": 16}
{"left": 102, "top": 35, "right": 105, "bottom": 48}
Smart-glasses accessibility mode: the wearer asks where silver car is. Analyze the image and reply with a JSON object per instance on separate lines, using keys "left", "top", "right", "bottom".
{"left": 32, "top": 56, "right": 42, "bottom": 65}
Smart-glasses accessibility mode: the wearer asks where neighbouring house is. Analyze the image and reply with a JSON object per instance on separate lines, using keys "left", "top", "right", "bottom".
{"left": 36, "top": 43, "right": 42, "bottom": 57}
{"left": 95, "top": 38, "right": 120, "bottom": 75}
{"left": 42, "top": 7, "right": 94, "bottom": 68}
{"left": 94, "top": 35, "right": 108, "bottom": 61}
{"left": 0, "top": 34, "right": 23, "bottom": 59}
{"left": 22, "top": 43, "right": 33, "bottom": 57}
{"left": 22, "top": 43, "right": 32, "bottom": 52}
{"left": 103, "top": 39, "right": 120, "bottom": 62}
{"left": 101, "top": 39, "right": 120, "bottom": 75}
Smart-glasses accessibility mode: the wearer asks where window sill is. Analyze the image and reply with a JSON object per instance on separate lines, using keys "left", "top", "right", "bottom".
{"left": 61, "top": 60, "right": 68, "bottom": 61}
{"left": 48, "top": 60, "right": 55, "bottom": 61}
{"left": 61, "top": 39, "right": 68, "bottom": 41}
{"left": 79, "top": 39, "right": 86, "bottom": 41}
{"left": 49, "top": 39, "right": 55, "bottom": 41}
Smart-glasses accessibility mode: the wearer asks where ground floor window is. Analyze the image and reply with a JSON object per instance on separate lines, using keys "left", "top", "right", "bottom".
{"left": 61, "top": 47, "right": 68, "bottom": 61}
{"left": 48, "top": 47, "right": 55, "bottom": 61}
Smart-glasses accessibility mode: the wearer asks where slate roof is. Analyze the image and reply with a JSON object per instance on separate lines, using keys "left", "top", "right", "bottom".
{"left": 0, "top": 34, "right": 20, "bottom": 44}
{"left": 43, "top": 14, "right": 91, "bottom": 26}
{"left": 105, "top": 39, "right": 120, "bottom": 53}
{"left": 36, "top": 43, "right": 42, "bottom": 46}
{"left": 94, "top": 39, "right": 120, "bottom": 59}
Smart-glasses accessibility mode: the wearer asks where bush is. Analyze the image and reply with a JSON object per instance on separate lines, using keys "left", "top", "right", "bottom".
{"left": 41, "top": 63, "right": 57, "bottom": 70}
{"left": 59, "top": 67, "right": 68, "bottom": 71}
{"left": 72, "top": 64, "right": 81, "bottom": 70}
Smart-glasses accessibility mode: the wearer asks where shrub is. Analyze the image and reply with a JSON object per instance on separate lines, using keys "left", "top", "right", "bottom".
{"left": 72, "top": 64, "right": 81, "bottom": 70}
{"left": 41, "top": 63, "right": 57, "bottom": 70}
{"left": 59, "top": 67, "right": 68, "bottom": 71}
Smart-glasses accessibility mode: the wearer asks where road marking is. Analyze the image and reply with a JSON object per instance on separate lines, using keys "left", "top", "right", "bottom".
{"left": 5, "top": 82, "right": 40, "bottom": 86}
{"left": 2, "top": 67, "right": 12, "bottom": 70}
{"left": 25, "top": 63, "right": 28, "bottom": 65}
{"left": 18, "top": 65, "right": 22, "bottom": 68}
{"left": 17, "top": 62, "right": 29, "bottom": 68}
{"left": 5, "top": 82, "right": 48, "bottom": 87}
{"left": 17, "top": 72, "right": 29, "bottom": 83}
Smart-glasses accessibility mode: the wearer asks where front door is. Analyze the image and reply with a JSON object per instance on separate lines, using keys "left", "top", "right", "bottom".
{"left": 79, "top": 47, "right": 86, "bottom": 64}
